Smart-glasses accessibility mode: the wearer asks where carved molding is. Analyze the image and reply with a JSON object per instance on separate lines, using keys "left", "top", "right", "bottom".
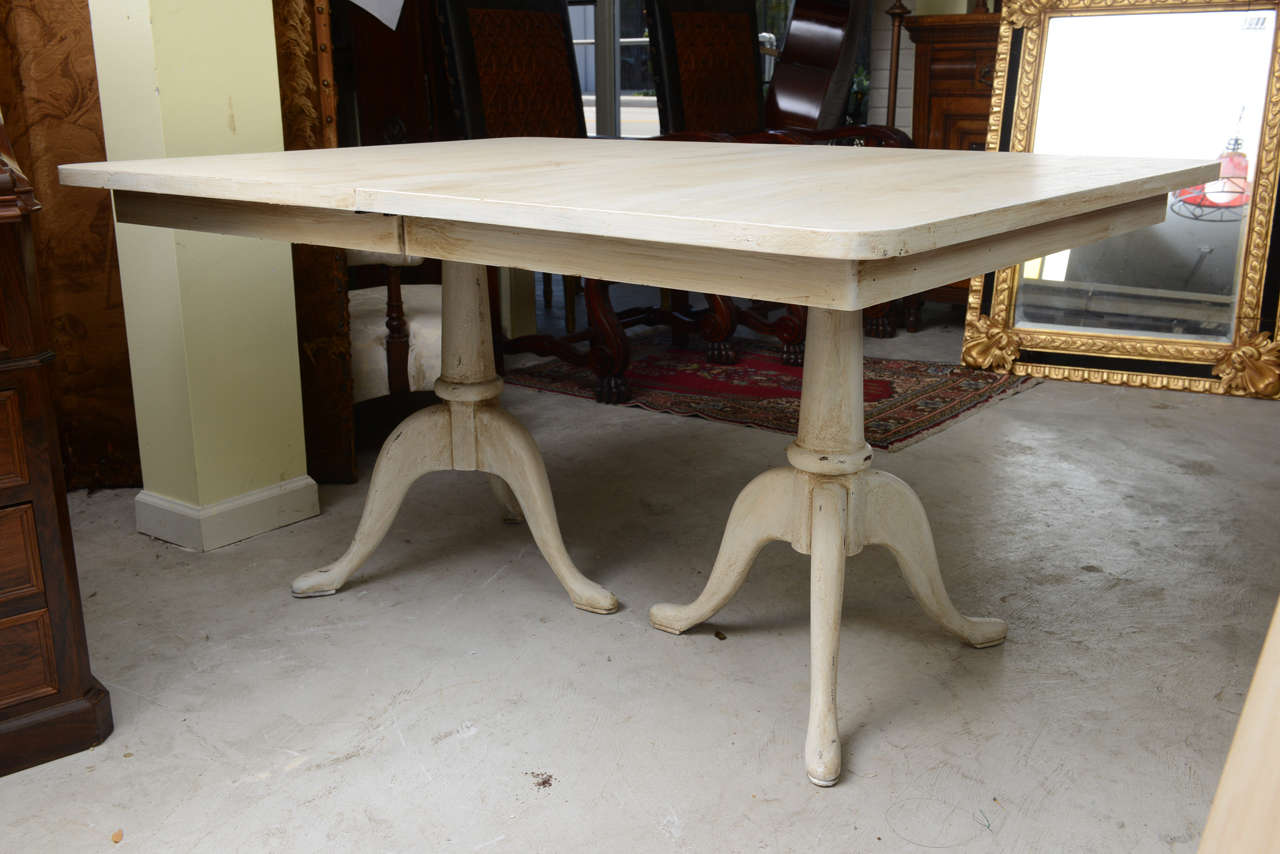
{"left": 1214, "top": 331, "right": 1280, "bottom": 397}
{"left": 962, "top": 315, "right": 1020, "bottom": 371}
{"left": 1013, "top": 363, "right": 1223, "bottom": 392}
{"left": 1014, "top": 330, "right": 1229, "bottom": 362}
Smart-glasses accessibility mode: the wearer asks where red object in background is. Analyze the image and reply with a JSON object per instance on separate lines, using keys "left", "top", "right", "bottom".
{"left": 1171, "top": 138, "right": 1252, "bottom": 221}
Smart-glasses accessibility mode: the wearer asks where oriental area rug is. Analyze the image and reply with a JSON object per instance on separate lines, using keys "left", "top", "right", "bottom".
{"left": 504, "top": 336, "right": 1037, "bottom": 451}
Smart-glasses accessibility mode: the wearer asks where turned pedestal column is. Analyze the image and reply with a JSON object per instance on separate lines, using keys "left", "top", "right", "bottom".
{"left": 650, "top": 308, "right": 1006, "bottom": 786}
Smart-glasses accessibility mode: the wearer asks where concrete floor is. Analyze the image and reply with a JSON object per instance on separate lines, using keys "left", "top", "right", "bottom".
{"left": 3, "top": 313, "right": 1278, "bottom": 852}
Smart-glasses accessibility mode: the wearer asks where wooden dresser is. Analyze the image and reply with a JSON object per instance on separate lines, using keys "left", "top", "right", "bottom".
{"left": 0, "top": 122, "right": 112, "bottom": 775}
{"left": 901, "top": 13, "right": 1000, "bottom": 322}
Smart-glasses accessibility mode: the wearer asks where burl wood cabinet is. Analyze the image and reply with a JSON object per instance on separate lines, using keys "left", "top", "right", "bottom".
{"left": 0, "top": 126, "right": 112, "bottom": 775}
{"left": 902, "top": 13, "right": 1000, "bottom": 318}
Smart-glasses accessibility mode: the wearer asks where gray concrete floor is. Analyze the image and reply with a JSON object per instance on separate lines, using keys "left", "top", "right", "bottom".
{"left": 3, "top": 311, "right": 1278, "bottom": 853}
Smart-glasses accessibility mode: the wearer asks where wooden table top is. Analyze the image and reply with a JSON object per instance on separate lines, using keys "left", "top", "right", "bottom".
{"left": 61, "top": 137, "right": 1213, "bottom": 262}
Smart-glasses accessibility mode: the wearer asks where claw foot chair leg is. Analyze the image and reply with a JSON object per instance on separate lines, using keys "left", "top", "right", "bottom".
{"left": 650, "top": 307, "right": 1005, "bottom": 785}
{"left": 293, "top": 262, "right": 617, "bottom": 614}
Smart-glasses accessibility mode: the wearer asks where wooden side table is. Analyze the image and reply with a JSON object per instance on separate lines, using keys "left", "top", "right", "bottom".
{"left": 901, "top": 13, "right": 1001, "bottom": 327}
{"left": 0, "top": 123, "right": 112, "bottom": 776}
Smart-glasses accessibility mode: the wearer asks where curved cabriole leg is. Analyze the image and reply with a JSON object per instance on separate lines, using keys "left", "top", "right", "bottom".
{"left": 649, "top": 467, "right": 795, "bottom": 634}
{"left": 291, "top": 406, "right": 453, "bottom": 597}
{"left": 863, "top": 470, "right": 1007, "bottom": 648}
{"left": 805, "top": 481, "right": 849, "bottom": 787}
{"left": 488, "top": 474, "right": 524, "bottom": 524}
{"left": 477, "top": 406, "right": 618, "bottom": 614}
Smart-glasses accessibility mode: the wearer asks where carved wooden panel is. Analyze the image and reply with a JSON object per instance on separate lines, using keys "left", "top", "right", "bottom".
{"left": 0, "top": 504, "right": 42, "bottom": 604}
{"left": 0, "top": 390, "right": 27, "bottom": 489}
{"left": 0, "top": 0, "right": 141, "bottom": 488}
{"left": 0, "top": 609, "right": 57, "bottom": 708}
{"left": 274, "top": 0, "right": 356, "bottom": 483}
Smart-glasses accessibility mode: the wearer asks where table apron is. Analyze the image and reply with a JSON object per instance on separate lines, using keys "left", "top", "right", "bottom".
{"left": 113, "top": 190, "right": 405, "bottom": 255}
{"left": 112, "top": 190, "right": 1167, "bottom": 312}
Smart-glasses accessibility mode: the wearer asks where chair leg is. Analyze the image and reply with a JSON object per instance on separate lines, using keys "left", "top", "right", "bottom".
{"left": 904, "top": 294, "right": 923, "bottom": 333}
{"left": 702, "top": 294, "right": 738, "bottom": 364}
{"left": 669, "top": 290, "right": 692, "bottom": 347}
{"left": 485, "top": 266, "right": 506, "bottom": 375}
{"left": 863, "top": 301, "right": 897, "bottom": 339}
{"left": 385, "top": 266, "right": 411, "bottom": 396}
{"left": 585, "top": 279, "right": 631, "bottom": 404}
{"left": 564, "top": 276, "right": 580, "bottom": 334}
{"left": 782, "top": 305, "right": 806, "bottom": 366}
{"left": 541, "top": 272, "right": 553, "bottom": 310}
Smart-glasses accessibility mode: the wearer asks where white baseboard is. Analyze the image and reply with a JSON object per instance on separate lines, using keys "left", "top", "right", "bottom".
{"left": 135, "top": 476, "right": 320, "bottom": 551}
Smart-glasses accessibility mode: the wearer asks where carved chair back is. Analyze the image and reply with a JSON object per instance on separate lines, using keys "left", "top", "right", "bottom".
{"left": 645, "top": 0, "right": 765, "bottom": 134}
{"left": 438, "top": 0, "right": 587, "bottom": 139}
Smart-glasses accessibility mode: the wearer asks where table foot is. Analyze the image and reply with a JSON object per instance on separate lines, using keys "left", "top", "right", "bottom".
{"left": 648, "top": 467, "right": 795, "bottom": 634}
{"left": 292, "top": 406, "right": 453, "bottom": 597}
{"left": 864, "top": 470, "right": 1008, "bottom": 649}
{"left": 476, "top": 406, "right": 618, "bottom": 614}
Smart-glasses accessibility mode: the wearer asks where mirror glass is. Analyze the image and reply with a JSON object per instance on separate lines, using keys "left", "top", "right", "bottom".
{"left": 1012, "top": 9, "right": 1276, "bottom": 342}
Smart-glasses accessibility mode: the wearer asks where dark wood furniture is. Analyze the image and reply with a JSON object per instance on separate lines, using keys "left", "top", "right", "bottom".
{"left": 0, "top": 120, "right": 112, "bottom": 776}
{"left": 900, "top": 12, "right": 1000, "bottom": 328}
{"left": 0, "top": 0, "right": 142, "bottom": 489}
{"left": 645, "top": 0, "right": 914, "bottom": 356}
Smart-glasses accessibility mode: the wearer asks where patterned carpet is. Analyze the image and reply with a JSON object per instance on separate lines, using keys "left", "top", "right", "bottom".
{"left": 504, "top": 335, "right": 1037, "bottom": 451}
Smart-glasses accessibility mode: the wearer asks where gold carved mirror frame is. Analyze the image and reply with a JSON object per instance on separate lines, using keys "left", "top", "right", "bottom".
{"left": 961, "top": 0, "right": 1280, "bottom": 399}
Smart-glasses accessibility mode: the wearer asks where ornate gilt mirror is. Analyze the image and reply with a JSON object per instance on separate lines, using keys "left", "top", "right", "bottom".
{"left": 961, "top": 0, "right": 1280, "bottom": 399}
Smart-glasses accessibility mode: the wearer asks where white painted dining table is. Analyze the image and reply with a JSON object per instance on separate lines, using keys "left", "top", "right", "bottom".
{"left": 60, "top": 138, "right": 1214, "bottom": 786}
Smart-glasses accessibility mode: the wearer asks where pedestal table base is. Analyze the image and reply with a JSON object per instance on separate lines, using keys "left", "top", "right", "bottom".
{"left": 291, "top": 262, "right": 617, "bottom": 615}
{"left": 649, "top": 308, "right": 1006, "bottom": 785}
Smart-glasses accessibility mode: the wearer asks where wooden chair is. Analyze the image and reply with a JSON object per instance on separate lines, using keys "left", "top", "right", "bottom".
{"left": 437, "top": 0, "right": 632, "bottom": 402}
{"left": 645, "top": 0, "right": 915, "bottom": 358}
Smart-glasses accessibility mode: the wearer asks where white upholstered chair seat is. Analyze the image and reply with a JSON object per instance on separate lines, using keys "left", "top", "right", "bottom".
{"left": 348, "top": 283, "right": 443, "bottom": 404}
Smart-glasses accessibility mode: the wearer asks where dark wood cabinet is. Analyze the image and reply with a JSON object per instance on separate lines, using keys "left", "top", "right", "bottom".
{"left": 0, "top": 121, "right": 112, "bottom": 776}
{"left": 904, "top": 13, "right": 1000, "bottom": 151}
{"left": 902, "top": 13, "right": 1000, "bottom": 320}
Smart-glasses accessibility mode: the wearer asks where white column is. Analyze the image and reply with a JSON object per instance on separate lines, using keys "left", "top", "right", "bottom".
{"left": 87, "top": 0, "right": 317, "bottom": 550}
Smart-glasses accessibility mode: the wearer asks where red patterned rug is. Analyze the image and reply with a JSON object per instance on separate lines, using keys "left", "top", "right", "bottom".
{"left": 504, "top": 336, "right": 1037, "bottom": 450}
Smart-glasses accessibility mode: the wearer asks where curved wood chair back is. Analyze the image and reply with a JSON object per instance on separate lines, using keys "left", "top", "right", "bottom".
{"left": 766, "top": 0, "right": 873, "bottom": 130}
{"left": 439, "top": 0, "right": 587, "bottom": 139}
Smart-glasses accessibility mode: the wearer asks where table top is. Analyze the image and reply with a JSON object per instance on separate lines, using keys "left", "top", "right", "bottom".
{"left": 60, "top": 138, "right": 1214, "bottom": 262}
